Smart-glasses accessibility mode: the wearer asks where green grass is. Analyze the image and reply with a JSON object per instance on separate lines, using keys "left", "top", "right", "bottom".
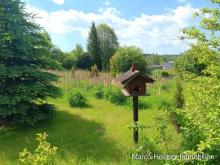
{"left": 0, "top": 76, "right": 184, "bottom": 165}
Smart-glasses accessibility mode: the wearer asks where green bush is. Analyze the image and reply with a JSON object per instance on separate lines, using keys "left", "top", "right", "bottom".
{"left": 157, "top": 100, "right": 171, "bottom": 110}
{"left": 110, "top": 46, "right": 148, "bottom": 77}
{"left": 68, "top": 91, "right": 87, "bottom": 108}
{"left": 161, "top": 84, "right": 170, "bottom": 91}
{"left": 152, "top": 70, "right": 172, "bottom": 79}
{"left": 104, "top": 86, "right": 127, "bottom": 105}
{"left": 92, "top": 85, "right": 105, "bottom": 99}
{"left": 161, "top": 71, "right": 170, "bottom": 78}
{"left": 18, "top": 132, "right": 57, "bottom": 165}
{"left": 138, "top": 99, "right": 152, "bottom": 109}
{"left": 62, "top": 54, "right": 76, "bottom": 70}
{"left": 173, "top": 77, "right": 184, "bottom": 109}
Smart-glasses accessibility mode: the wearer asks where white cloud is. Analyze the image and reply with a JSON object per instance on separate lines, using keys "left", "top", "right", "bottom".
{"left": 52, "top": 0, "right": 64, "bottom": 5}
{"left": 26, "top": 4, "right": 197, "bottom": 54}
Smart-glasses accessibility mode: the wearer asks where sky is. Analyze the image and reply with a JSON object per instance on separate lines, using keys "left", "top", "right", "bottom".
{"left": 23, "top": 0, "right": 213, "bottom": 54}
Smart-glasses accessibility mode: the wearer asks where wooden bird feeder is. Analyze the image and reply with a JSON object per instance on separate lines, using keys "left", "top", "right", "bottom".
{"left": 114, "top": 63, "right": 155, "bottom": 144}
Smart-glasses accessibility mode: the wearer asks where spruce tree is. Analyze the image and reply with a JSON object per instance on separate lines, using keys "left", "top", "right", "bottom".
{"left": 173, "top": 76, "right": 184, "bottom": 108}
{"left": 0, "top": 0, "right": 61, "bottom": 125}
{"left": 87, "top": 22, "right": 102, "bottom": 70}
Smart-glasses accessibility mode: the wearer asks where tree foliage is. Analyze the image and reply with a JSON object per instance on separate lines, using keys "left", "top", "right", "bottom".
{"left": 146, "top": 54, "right": 161, "bottom": 65}
{"left": 110, "top": 46, "right": 148, "bottom": 77}
{"left": 50, "top": 46, "right": 64, "bottom": 67}
{"left": 180, "top": 77, "right": 220, "bottom": 164}
{"left": 87, "top": 22, "right": 102, "bottom": 70}
{"left": 61, "top": 53, "right": 76, "bottom": 69}
{"left": 71, "top": 44, "right": 92, "bottom": 69}
{"left": 181, "top": 1, "right": 220, "bottom": 78}
{"left": 51, "top": 46, "right": 76, "bottom": 70}
{"left": 75, "top": 52, "right": 92, "bottom": 69}
{"left": 176, "top": 1, "right": 220, "bottom": 164}
{"left": 174, "top": 44, "right": 216, "bottom": 76}
{"left": 0, "top": 0, "right": 61, "bottom": 125}
{"left": 97, "top": 24, "right": 119, "bottom": 71}
{"left": 71, "top": 44, "right": 84, "bottom": 58}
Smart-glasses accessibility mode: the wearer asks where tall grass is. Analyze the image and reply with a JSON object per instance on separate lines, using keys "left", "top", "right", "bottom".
{"left": 51, "top": 70, "right": 112, "bottom": 87}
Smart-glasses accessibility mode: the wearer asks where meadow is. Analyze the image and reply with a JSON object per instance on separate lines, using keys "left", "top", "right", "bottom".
{"left": 0, "top": 70, "right": 184, "bottom": 165}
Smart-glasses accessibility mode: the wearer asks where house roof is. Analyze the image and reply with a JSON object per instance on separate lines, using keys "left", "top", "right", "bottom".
{"left": 163, "top": 62, "right": 172, "bottom": 69}
{"left": 116, "top": 70, "right": 155, "bottom": 85}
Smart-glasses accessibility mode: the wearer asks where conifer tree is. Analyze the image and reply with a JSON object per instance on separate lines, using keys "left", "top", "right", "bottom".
{"left": 87, "top": 22, "right": 102, "bottom": 70}
{"left": 173, "top": 76, "right": 184, "bottom": 108}
{"left": 0, "top": 0, "right": 61, "bottom": 125}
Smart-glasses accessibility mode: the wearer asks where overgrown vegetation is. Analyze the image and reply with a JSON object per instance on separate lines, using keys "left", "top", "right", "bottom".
{"left": 18, "top": 132, "right": 57, "bottom": 165}
{"left": 173, "top": 0, "right": 220, "bottom": 164}
{"left": 1, "top": 0, "right": 220, "bottom": 164}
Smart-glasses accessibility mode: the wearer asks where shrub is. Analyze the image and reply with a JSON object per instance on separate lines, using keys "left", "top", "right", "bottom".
{"left": 173, "top": 77, "right": 184, "bottom": 108}
{"left": 178, "top": 77, "right": 220, "bottom": 164}
{"left": 62, "top": 54, "right": 76, "bottom": 69}
{"left": 68, "top": 91, "right": 87, "bottom": 107}
{"left": 138, "top": 99, "right": 152, "bottom": 109}
{"left": 90, "top": 64, "right": 99, "bottom": 77}
{"left": 152, "top": 70, "right": 172, "bottom": 79}
{"left": 18, "top": 132, "right": 57, "bottom": 165}
{"left": 155, "top": 112, "right": 174, "bottom": 153}
{"left": 161, "top": 84, "right": 170, "bottom": 91}
{"left": 161, "top": 71, "right": 170, "bottom": 78}
{"left": 104, "top": 86, "right": 127, "bottom": 105}
{"left": 157, "top": 100, "right": 171, "bottom": 110}
{"left": 126, "top": 137, "right": 157, "bottom": 164}
{"left": 92, "top": 85, "right": 105, "bottom": 99}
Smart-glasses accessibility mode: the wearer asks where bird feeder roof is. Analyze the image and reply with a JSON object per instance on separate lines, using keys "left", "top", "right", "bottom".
{"left": 116, "top": 70, "right": 155, "bottom": 85}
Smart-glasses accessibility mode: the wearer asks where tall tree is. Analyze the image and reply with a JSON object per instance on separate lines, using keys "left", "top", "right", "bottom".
{"left": 174, "top": 44, "right": 215, "bottom": 75}
{"left": 71, "top": 44, "right": 92, "bottom": 69}
{"left": 72, "top": 44, "right": 84, "bottom": 58}
{"left": 110, "top": 46, "right": 148, "bottom": 77}
{"left": 0, "top": 0, "right": 61, "bottom": 125}
{"left": 97, "top": 24, "right": 119, "bottom": 71}
{"left": 181, "top": 0, "right": 220, "bottom": 77}
{"left": 87, "top": 22, "right": 102, "bottom": 70}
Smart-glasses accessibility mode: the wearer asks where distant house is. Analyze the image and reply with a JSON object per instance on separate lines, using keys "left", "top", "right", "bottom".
{"left": 148, "top": 61, "right": 173, "bottom": 70}
{"left": 162, "top": 62, "right": 172, "bottom": 70}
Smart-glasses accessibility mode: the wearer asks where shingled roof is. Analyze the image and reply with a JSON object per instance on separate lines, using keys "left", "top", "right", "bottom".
{"left": 116, "top": 70, "right": 155, "bottom": 85}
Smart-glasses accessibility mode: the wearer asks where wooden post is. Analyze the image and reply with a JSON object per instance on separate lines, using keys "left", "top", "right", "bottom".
{"left": 133, "top": 96, "right": 138, "bottom": 144}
